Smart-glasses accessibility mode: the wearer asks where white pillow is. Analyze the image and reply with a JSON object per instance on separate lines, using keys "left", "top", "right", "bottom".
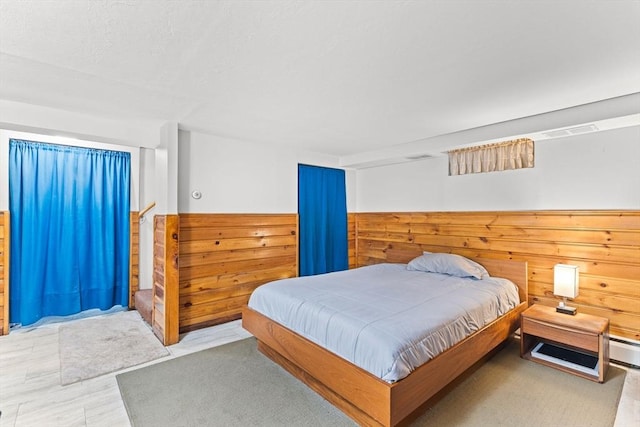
{"left": 407, "top": 253, "right": 489, "bottom": 280}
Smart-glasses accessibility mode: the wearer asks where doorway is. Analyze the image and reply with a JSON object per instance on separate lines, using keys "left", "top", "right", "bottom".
{"left": 9, "top": 138, "right": 131, "bottom": 327}
{"left": 297, "top": 164, "right": 348, "bottom": 276}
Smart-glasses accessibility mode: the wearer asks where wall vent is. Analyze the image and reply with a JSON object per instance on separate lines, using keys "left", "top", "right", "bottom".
{"left": 543, "top": 129, "right": 571, "bottom": 138}
{"left": 405, "top": 154, "right": 434, "bottom": 160}
{"left": 543, "top": 124, "right": 599, "bottom": 139}
{"left": 567, "top": 124, "right": 599, "bottom": 134}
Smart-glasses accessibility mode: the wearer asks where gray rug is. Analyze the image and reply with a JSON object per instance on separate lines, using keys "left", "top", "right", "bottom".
{"left": 59, "top": 310, "right": 168, "bottom": 385}
{"left": 117, "top": 337, "right": 625, "bottom": 427}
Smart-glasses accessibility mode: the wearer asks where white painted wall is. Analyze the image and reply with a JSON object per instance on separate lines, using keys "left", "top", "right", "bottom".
{"left": 138, "top": 148, "right": 156, "bottom": 290}
{"left": 178, "top": 130, "right": 356, "bottom": 213}
{"left": 355, "top": 126, "right": 640, "bottom": 212}
{"left": 155, "top": 123, "right": 179, "bottom": 215}
{"left": 0, "top": 99, "right": 160, "bottom": 148}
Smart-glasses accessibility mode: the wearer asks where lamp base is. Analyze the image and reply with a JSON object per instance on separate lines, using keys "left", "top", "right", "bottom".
{"left": 556, "top": 305, "right": 578, "bottom": 315}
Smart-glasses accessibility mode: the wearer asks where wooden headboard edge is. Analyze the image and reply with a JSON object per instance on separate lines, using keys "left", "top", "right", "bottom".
{"left": 385, "top": 248, "right": 528, "bottom": 303}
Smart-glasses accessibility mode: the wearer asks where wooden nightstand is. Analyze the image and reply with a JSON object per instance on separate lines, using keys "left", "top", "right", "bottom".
{"left": 520, "top": 304, "right": 609, "bottom": 382}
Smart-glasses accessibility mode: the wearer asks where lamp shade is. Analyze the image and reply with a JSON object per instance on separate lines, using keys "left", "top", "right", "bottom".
{"left": 554, "top": 264, "right": 579, "bottom": 299}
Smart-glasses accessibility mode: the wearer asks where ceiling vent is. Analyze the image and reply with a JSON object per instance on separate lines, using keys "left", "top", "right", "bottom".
{"left": 405, "top": 153, "right": 434, "bottom": 160}
{"left": 542, "top": 124, "right": 599, "bottom": 139}
{"left": 567, "top": 124, "right": 599, "bottom": 134}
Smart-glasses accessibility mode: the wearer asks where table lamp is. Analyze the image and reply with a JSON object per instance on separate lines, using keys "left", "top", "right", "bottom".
{"left": 554, "top": 264, "right": 579, "bottom": 315}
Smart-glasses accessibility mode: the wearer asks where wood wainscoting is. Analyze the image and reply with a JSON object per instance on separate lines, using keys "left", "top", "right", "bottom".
{"left": 129, "top": 212, "right": 140, "bottom": 308}
{"left": 0, "top": 211, "right": 9, "bottom": 335}
{"left": 178, "top": 214, "right": 298, "bottom": 333}
{"left": 348, "top": 213, "right": 356, "bottom": 269}
{"left": 153, "top": 215, "right": 180, "bottom": 345}
{"left": 355, "top": 210, "right": 640, "bottom": 341}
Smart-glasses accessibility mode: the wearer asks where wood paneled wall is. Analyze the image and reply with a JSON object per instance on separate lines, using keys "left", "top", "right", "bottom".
{"left": 129, "top": 212, "right": 140, "bottom": 308}
{"left": 355, "top": 210, "right": 640, "bottom": 341}
{"left": 0, "top": 212, "right": 9, "bottom": 335}
{"left": 153, "top": 215, "right": 180, "bottom": 345}
{"left": 179, "top": 214, "right": 298, "bottom": 333}
{"left": 348, "top": 213, "right": 356, "bottom": 269}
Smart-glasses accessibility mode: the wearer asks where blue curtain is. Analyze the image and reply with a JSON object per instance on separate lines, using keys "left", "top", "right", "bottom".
{"left": 298, "top": 164, "right": 348, "bottom": 276}
{"left": 9, "top": 139, "right": 131, "bottom": 326}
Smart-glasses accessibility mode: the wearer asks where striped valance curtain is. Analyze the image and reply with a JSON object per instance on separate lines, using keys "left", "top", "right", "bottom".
{"left": 448, "top": 138, "right": 535, "bottom": 176}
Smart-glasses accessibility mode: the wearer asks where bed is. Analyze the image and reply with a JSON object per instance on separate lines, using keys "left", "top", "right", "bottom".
{"left": 242, "top": 250, "right": 528, "bottom": 426}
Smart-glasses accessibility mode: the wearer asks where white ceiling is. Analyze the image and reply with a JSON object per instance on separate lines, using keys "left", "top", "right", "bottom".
{"left": 1, "top": 0, "right": 639, "bottom": 165}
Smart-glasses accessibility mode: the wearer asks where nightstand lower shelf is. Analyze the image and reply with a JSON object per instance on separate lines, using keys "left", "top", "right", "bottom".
{"left": 529, "top": 341, "right": 599, "bottom": 377}
{"left": 520, "top": 305, "right": 609, "bottom": 383}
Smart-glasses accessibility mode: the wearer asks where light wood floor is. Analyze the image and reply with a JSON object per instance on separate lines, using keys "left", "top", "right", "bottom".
{"left": 0, "top": 314, "right": 252, "bottom": 427}
{"left": 0, "top": 312, "right": 637, "bottom": 427}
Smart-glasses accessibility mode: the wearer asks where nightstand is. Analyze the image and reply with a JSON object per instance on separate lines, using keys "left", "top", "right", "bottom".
{"left": 520, "top": 304, "right": 609, "bottom": 382}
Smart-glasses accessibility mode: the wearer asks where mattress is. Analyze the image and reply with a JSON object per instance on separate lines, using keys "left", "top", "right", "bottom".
{"left": 248, "top": 263, "right": 520, "bottom": 382}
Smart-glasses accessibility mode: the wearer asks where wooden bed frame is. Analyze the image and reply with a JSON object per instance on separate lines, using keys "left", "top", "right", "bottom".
{"left": 242, "top": 250, "right": 528, "bottom": 426}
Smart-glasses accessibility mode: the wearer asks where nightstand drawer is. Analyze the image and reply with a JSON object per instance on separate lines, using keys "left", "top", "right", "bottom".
{"left": 522, "top": 318, "right": 599, "bottom": 352}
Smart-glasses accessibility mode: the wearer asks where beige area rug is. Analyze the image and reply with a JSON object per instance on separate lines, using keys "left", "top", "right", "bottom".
{"left": 59, "top": 310, "right": 168, "bottom": 385}
{"left": 117, "top": 337, "right": 626, "bottom": 427}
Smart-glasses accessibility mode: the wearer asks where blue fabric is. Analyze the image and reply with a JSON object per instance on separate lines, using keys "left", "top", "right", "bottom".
{"left": 9, "top": 139, "right": 131, "bottom": 326}
{"left": 298, "top": 164, "right": 348, "bottom": 276}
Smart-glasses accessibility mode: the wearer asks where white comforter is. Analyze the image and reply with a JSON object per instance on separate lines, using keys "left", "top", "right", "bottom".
{"left": 248, "top": 263, "right": 519, "bottom": 382}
